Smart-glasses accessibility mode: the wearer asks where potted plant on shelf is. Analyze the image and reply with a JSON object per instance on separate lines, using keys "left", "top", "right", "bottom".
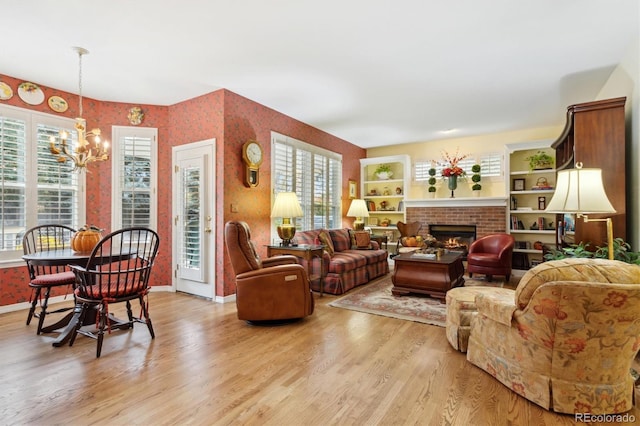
{"left": 374, "top": 164, "right": 393, "bottom": 180}
{"left": 525, "top": 151, "right": 554, "bottom": 172}
{"left": 428, "top": 167, "right": 437, "bottom": 197}
{"left": 471, "top": 163, "right": 481, "bottom": 195}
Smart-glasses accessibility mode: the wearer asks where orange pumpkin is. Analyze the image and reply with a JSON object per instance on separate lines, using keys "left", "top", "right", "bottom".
{"left": 405, "top": 237, "right": 417, "bottom": 247}
{"left": 71, "top": 229, "right": 102, "bottom": 253}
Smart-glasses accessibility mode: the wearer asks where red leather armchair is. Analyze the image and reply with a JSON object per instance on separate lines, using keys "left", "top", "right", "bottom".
{"left": 466, "top": 234, "right": 515, "bottom": 282}
{"left": 224, "top": 221, "right": 314, "bottom": 323}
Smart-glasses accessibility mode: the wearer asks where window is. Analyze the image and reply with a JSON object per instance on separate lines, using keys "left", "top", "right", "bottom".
{"left": 111, "top": 126, "right": 157, "bottom": 231}
{"left": 0, "top": 105, "right": 84, "bottom": 261}
{"left": 414, "top": 153, "right": 502, "bottom": 181}
{"left": 271, "top": 132, "right": 342, "bottom": 237}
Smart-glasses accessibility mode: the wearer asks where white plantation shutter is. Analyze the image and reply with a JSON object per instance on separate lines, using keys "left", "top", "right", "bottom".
{"left": 414, "top": 153, "right": 502, "bottom": 181}
{"left": 0, "top": 105, "right": 84, "bottom": 260}
{"left": 272, "top": 132, "right": 342, "bottom": 236}
{"left": 36, "top": 123, "right": 79, "bottom": 225}
{"left": 111, "top": 126, "right": 157, "bottom": 230}
{"left": 480, "top": 153, "right": 502, "bottom": 177}
{"left": 0, "top": 115, "right": 27, "bottom": 251}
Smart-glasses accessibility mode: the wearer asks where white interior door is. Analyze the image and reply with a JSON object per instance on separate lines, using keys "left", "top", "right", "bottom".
{"left": 172, "top": 139, "right": 215, "bottom": 299}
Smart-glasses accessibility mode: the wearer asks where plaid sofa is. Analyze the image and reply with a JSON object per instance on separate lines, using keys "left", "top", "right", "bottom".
{"left": 295, "top": 228, "right": 389, "bottom": 295}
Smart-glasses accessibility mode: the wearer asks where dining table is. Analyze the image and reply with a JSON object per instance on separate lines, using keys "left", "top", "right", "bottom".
{"left": 22, "top": 247, "right": 136, "bottom": 347}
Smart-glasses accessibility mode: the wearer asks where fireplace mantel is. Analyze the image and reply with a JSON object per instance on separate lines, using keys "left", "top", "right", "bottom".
{"left": 404, "top": 197, "right": 507, "bottom": 208}
{"left": 405, "top": 198, "right": 508, "bottom": 239}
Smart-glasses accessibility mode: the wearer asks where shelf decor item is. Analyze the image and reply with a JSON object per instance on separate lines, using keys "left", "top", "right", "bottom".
{"left": 374, "top": 164, "right": 393, "bottom": 180}
{"left": 513, "top": 178, "right": 525, "bottom": 191}
{"left": 440, "top": 148, "right": 468, "bottom": 198}
{"left": 525, "top": 150, "right": 554, "bottom": 171}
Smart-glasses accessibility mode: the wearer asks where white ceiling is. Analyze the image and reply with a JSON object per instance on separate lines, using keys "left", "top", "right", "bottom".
{"left": 1, "top": 0, "right": 638, "bottom": 148}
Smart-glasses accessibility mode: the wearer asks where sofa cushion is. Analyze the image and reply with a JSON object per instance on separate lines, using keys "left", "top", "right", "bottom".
{"left": 318, "top": 230, "right": 334, "bottom": 256}
{"left": 328, "top": 252, "right": 367, "bottom": 274}
{"left": 294, "top": 229, "right": 319, "bottom": 246}
{"left": 329, "top": 228, "right": 351, "bottom": 252}
{"left": 342, "top": 249, "right": 388, "bottom": 264}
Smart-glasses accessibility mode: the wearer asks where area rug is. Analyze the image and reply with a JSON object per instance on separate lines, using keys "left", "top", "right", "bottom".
{"left": 328, "top": 274, "right": 504, "bottom": 327}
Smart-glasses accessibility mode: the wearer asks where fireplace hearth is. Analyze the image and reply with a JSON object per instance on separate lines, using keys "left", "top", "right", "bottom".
{"left": 429, "top": 224, "right": 477, "bottom": 258}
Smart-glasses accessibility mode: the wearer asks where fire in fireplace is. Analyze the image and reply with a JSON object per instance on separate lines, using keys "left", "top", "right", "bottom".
{"left": 428, "top": 224, "right": 477, "bottom": 258}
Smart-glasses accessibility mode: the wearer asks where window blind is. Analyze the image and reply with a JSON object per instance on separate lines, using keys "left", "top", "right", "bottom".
{"left": 0, "top": 106, "right": 83, "bottom": 259}
{"left": 111, "top": 126, "right": 157, "bottom": 231}
{"left": 415, "top": 153, "right": 502, "bottom": 181}
{"left": 272, "top": 133, "right": 342, "bottom": 234}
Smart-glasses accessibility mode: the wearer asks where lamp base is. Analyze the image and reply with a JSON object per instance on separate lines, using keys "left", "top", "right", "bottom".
{"left": 277, "top": 224, "right": 297, "bottom": 247}
{"left": 353, "top": 220, "right": 365, "bottom": 231}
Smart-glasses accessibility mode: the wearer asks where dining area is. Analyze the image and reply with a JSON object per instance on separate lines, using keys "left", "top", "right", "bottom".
{"left": 20, "top": 224, "right": 160, "bottom": 358}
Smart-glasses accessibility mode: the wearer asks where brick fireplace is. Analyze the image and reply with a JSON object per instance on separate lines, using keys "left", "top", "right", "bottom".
{"left": 404, "top": 198, "right": 507, "bottom": 240}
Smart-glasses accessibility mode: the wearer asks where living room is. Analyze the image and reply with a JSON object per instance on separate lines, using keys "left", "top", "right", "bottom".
{"left": 1, "top": 2, "right": 640, "bottom": 424}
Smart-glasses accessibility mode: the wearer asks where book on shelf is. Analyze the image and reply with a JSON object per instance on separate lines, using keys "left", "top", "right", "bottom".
{"left": 510, "top": 215, "right": 524, "bottom": 230}
{"left": 537, "top": 216, "right": 545, "bottom": 231}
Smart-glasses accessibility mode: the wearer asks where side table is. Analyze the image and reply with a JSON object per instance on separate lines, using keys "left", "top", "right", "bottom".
{"left": 266, "top": 244, "right": 326, "bottom": 296}
{"left": 370, "top": 234, "right": 388, "bottom": 250}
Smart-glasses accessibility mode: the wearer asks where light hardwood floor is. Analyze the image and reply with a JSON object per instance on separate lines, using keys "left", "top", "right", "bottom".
{"left": 2, "top": 286, "right": 638, "bottom": 425}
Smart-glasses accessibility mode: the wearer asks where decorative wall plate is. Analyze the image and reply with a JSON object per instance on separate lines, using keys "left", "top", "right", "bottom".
{"left": 127, "top": 106, "right": 144, "bottom": 125}
{"left": 0, "top": 81, "right": 13, "bottom": 100}
{"left": 47, "top": 95, "right": 69, "bottom": 113}
{"left": 18, "top": 82, "right": 45, "bottom": 105}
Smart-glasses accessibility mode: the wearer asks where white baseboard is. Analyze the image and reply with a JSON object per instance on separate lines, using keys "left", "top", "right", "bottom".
{"left": 1, "top": 286, "right": 236, "bottom": 314}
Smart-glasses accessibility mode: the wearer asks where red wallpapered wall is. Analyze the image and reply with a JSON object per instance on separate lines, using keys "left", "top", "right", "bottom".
{"left": 0, "top": 74, "right": 365, "bottom": 306}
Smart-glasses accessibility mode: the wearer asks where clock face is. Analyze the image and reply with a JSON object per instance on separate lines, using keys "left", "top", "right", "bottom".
{"left": 246, "top": 142, "right": 263, "bottom": 165}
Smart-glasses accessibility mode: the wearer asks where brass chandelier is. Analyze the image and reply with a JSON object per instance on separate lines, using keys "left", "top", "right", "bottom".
{"left": 49, "top": 47, "right": 109, "bottom": 171}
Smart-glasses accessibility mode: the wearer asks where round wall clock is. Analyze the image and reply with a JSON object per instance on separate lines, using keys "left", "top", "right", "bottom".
{"left": 242, "top": 140, "right": 263, "bottom": 187}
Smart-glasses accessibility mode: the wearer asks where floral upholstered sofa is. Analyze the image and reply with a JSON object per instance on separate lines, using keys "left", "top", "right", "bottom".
{"left": 466, "top": 258, "right": 640, "bottom": 414}
{"left": 295, "top": 228, "right": 389, "bottom": 295}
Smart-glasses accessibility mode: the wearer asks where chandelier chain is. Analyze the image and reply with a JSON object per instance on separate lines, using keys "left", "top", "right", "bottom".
{"left": 78, "top": 49, "right": 84, "bottom": 117}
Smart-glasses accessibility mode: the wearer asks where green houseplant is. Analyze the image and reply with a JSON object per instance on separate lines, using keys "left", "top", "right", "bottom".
{"left": 471, "top": 164, "right": 481, "bottom": 192}
{"left": 525, "top": 150, "right": 554, "bottom": 172}
{"left": 544, "top": 238, "right": 640, "bottom": 264}
{"left": 374, "top": 164, "right": 393, "bottom": 180}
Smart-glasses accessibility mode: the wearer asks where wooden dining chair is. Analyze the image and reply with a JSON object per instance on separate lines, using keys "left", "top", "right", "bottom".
{"left": 22, "top": 224, "right": 77, "bottom": 335}
{"left": 69, "top": 227, "right": 160, "bottom": 358}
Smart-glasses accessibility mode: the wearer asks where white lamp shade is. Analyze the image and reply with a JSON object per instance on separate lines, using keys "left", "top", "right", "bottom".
{"left": 270, "top": 192, "right": 303, "bottom": 218}
{"left": 545, "top": 167, "right": 616, "bottom": 214}
{"left": 346, "top": 199, "right": 370, "bottom": 218}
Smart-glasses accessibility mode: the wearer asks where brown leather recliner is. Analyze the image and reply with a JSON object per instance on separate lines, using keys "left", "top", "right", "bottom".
{"left": 224, "top": 221, "right": 314, "bottom": 323}
{"left": 466, "top": 233, "right": 515, "bottom": 282}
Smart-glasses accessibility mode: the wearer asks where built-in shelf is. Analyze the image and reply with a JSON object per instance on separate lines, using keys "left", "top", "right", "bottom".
{"left": 510, "top": 169, "right": 556, "bottom": 176}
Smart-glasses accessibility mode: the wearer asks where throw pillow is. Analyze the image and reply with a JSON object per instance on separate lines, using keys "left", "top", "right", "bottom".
{"left": 329, "top": 228, "right": 351, "bottom": 252}
{"left": 318, "top": 230, "right": 334, "bottom": 256}
{"left": 349, "top": 229, "right": 372, "bottom": 249}
{"left": 354, "top": 231, "right": 372, "bottom": 249}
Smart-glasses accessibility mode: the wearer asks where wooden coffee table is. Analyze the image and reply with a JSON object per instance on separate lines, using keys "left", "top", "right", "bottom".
{"left": 391, "top": 251, "right": 465, "bottom": 301}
